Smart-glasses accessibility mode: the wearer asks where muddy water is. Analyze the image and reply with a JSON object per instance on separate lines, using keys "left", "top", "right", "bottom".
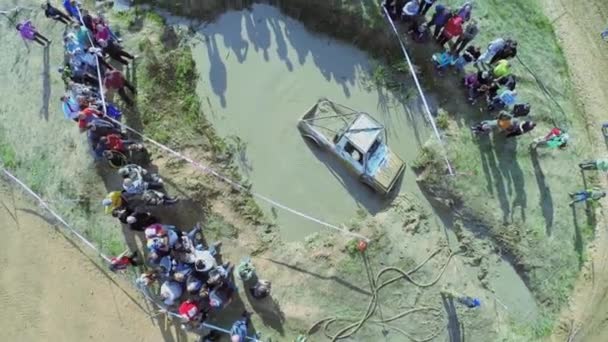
{"left": 185, "top": 3, "right": 538, "bottom": 321}
{"left": 191, "top": 4, "right": 432, "bottom": 239}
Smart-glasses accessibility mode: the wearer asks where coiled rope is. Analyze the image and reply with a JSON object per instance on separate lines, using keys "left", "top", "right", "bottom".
{"left": 308, "top": 248, "right": 455, "bottom": 341}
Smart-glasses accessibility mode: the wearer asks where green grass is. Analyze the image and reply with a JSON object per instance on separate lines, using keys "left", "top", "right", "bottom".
{"left": 413, "top": 0, "right": 593, "bottom": 334}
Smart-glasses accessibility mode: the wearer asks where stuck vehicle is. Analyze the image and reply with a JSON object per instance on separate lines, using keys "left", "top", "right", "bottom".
{"left": 297, "top": 99, "right": 405, "bottom": 195}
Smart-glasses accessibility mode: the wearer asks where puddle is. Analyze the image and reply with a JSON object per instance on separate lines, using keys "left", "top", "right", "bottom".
{"left": 488, "top": 260, "right": 539, "bottom": 323}
{"left": 191, "top": 4, "right": 435, "bottom": 239}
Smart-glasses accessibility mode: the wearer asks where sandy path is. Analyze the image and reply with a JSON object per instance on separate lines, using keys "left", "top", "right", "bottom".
{"left": 0, "top": 184, "right": 168, "bottom": 342}
{"left": 541, "top": 0, "right": 608, "bottom": 341}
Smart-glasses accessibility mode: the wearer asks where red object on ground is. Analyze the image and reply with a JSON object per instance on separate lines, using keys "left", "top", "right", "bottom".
{"left": 110, "top": 256, "right": 132, "bottom": 270}
{"left": 357, "top": 240, "right": 368, "bottom": 253}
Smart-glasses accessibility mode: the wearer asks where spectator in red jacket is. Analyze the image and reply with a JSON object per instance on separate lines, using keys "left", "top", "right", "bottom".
{"left": 437, "top": 15, "right": 463, "bottom": 46}
{"left": 103, "top": 69, "right": 136, "bottom": 106}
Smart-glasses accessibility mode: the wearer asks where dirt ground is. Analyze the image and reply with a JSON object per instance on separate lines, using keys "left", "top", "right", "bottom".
{"left": 0, "top": 182, "right": 173, "bottom": 342}
{"left": 541, "top": 0, "right": 608, "bottom": 341}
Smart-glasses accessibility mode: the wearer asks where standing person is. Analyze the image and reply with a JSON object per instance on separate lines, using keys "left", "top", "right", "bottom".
{"left": 457, "top": 2, "right": 473, "bottom": 22}
{"left": 230, "top": 312, "right": 251, "bottom": 342}
{"left": 401, "top": 0, "right": 420, "bottom": 22}
{"left": 42, "top": 2, "right": 72, "bottom": 24}
{"left": 491, "top": 40, "right": 518, "bottom": 64}
{"left": 99, "top": 39, "right": 136, "bottom": 65}
{"left": 505, "top": 120, "right": 536, "bottom": 138}
{"left": 16, "top": 20, "right": 51, "bottom": 47}
{"left": 428, "top": 5, "right": 452, "bottom": 39}
{"left": 488, "top": 89, "right": 517, "bottom": 111}
{"left": 477, "top": 38, "right": 506, "bottom": 65}
{"left": 60, "top": 95, "right": 80, "bottom": 121}
{"left": 418, "top": 0, "right": 436, "bottom": 16}
{"left": 569, "top": 188, "right": 607, "bottom": 206}
{"left": 104, "top": 69, "right": 136, "bottom": 106}
{"left": 452, "top": 19, "right": 478, "bottom": 54}
{"left": 579, "top": 158, "right": 608, "bottom": 171}
{"left": 453, "top": 45, "right": 480, "bottom": 71}
{"left": 63, "top": 0, "right": 80, "bottom": 19}
{"left": 492, "top": 59, "right": 512, "bottom": 78}
{"left": 602, "top": 27, "right": 608, "bottom": 41}
{"left": 80, "top": 9, "right": 94, "bottom": 32}
{"left": 437, "top": 15, "right": 463, "bottom": 46}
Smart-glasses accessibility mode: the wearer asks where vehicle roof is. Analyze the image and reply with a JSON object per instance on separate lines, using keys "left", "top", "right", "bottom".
{"left": 344, "top": 114, "right": 383, "bottom": 153}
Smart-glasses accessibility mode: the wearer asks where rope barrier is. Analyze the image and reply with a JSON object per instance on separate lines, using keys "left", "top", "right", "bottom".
{"left": 1, "top": 168, "right": 111, "bottom": 262}
{"left": 381, "top": 7, "right": 455, "bottom": 176}
{"left": 73, "top": 5, "right": 372, "bottom": 242}
{"left": 1, "top": 165, "right": 262, "bottom": 341}
{"left": 308, "top": 248, "right": 453, "bottom": 341}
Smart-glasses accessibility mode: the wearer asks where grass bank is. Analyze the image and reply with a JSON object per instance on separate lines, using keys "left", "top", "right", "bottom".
{"left": 412, "top": 0, "right": 595, "bottom": 336}
{"left": 137, "top": 0, "right": 597, "bottom": 338}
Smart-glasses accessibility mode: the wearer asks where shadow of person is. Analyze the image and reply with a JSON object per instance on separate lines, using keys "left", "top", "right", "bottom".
{"left": 40, "top": 46, "right": 51, "bottom": 120}
{"left": 217, "top": 11, "right": 249, "bottom": 63}
{"left": 493, "top": 135, "right": 527, "bottom": 223}
{"left": 571, "top": 203, "right": 584, "bottom": 268}
{"left": 530, "top": 149, "right": 554, "bottom": 235}
{"left": 243, "top": 281, "right": 286, "bottom": 336}
{"left": 477, "top": 134, "right": 510, "bottom": 223}
{"left": 440, "top": 293, "right": 463, "bottom": 342}
{"left": 206, "top": 289, "right": 260, "bottom": 340}
{"left": 204, "top": 34, "right": 227, "bottom": 108}
{"left": 267, "top": 15, "right": 293, "bottom": 71}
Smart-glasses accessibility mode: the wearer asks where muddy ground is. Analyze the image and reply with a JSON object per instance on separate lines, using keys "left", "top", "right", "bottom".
{"left": 0, "top": 182, "right": 169, "bottom": 342}
{"left": 1, "top": 0, "right": 608, "bottom": 341}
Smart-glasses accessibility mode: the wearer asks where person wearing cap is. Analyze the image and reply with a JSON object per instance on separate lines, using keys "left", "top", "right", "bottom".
{"left": 160, "top": 280, "right": 183, "bottom": 307}
{"left": 103, "top": 69, "right": 136, "bottom": 106}
{"left": 230, "top": 312, "right": 251, "bottom": 342}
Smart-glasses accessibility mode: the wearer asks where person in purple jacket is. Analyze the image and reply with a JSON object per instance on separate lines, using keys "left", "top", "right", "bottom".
{"left": 427, "top": 5, "right": 452, "bottom": 39}
{"left": 16, "top": 20, "right": 51, "bottom": 47}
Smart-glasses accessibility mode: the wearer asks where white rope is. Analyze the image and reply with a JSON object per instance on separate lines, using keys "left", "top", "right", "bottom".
{"left": 109, "top": 116, "right": 371, "bottom": 242}
{"left": 1, "top": 168, "right": 112, "bottom": 262}
{"left": 73, "top": 6, "right": 370, "bottom": 242}
{"left": 2, "top": 166, "right": 261, "bottom": 341}
{"left": 381, "top": 7, "right": 455, "bottom": 176}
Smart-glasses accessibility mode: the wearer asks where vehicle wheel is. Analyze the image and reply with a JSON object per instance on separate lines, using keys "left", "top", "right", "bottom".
{"left": 302, "top": 134, "right": 320, "bottom": 147}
